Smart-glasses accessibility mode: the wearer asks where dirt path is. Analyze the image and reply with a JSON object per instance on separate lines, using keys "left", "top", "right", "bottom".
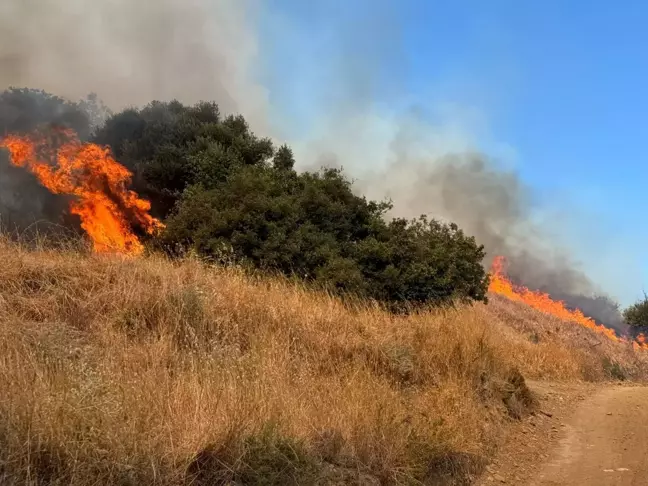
{"left": 530, "top": 386, "right": 648, "bottom": 485}
{"left": 477, "top": 382, "right": 648, "bottom": 485}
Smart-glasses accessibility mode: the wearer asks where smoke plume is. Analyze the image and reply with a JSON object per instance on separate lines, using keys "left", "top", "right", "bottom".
{"left": 261, "top": 3, "right": 629, "bottom": 331}
{"left": 0, "top": 0, "right": 267, "bottom": 234}
{"left": 0, "top": 0, "right": 268, "bottom": 130}
{"left": 289, "top": 101, "right": 625, "bottom": 331}
{"left": 0, "top": 1, "right": 628, "bottom": 329}
{"left": 359, "top": 151, "right": 626, "bottom": 332}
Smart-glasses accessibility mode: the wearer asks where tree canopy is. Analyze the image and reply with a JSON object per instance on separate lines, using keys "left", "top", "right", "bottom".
{"left": 623, "top": 295, "right": 648, "bottom": 330}
{"left": 2, "top": 90, "right": 491, "bottom": 309}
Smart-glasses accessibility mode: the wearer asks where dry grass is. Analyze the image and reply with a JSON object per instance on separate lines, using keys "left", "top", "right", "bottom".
{"left": 0, "top": 238, "right": 645, "bottom": 485}
{"left": 483, "top": 295, "right": 648, "bottom": 382}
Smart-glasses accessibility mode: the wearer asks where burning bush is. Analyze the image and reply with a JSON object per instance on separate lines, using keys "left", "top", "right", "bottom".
{"left": 0, "top": 129, "right": 163, "bottom": 255}
{"left": 0, "top": 89, "right": 489, "bottom": 308}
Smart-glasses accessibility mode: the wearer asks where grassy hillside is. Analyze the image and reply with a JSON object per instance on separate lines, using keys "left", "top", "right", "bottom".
{"left": 0, "top": 239, "right": 645, "bottom": 485}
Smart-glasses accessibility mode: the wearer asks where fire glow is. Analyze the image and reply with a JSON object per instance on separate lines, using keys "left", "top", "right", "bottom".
{"left": 489, "top": 256, "right": 647, "bottom": 350}
{"left": 0, "top": 129, "right": 163, "bottom": 255}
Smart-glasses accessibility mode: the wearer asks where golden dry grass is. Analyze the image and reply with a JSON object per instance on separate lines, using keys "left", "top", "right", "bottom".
{"left": 0, "top": 238, "right": 645, "bottom": 485}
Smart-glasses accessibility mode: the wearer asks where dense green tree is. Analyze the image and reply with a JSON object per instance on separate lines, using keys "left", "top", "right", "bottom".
{"left": 353, "top": 217, "right": 488, "bottom": 307}
{"left": 273, "top": 145, "right": 295, "bottom": 171}
{"left": 162, "top": 166, "right": 386, "bottom": 285}
{"left": 159, "top": 142, "right": 488, "bottom": 306}
{"left": 30, "top": 95, "right": 490, "bottom": 308}
{"left": 623, "top": 294, "right": 648, "bottom": 329}
{"left": 93, "top": 101, "right": 274, "bottom": 218}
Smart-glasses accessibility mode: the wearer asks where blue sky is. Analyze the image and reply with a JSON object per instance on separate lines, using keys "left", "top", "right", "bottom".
{"left": 255, "top": 0, "right": 648, "bottom": 304}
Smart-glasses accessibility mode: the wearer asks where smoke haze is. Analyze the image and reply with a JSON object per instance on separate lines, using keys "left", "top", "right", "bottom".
{"left": 359, "top": 151, "right": 626, "bottom": 332}
{"left": 0, "top": 0, "right": 268, "bottom": 130}
{"left": 0, "top": 1, "right": 628, "bottom": 329}
{"left": 0, "top": 0, "right": 269, "bottom": 235}
{"left": 291, "top": 108, "right": 626, "bottom": 331}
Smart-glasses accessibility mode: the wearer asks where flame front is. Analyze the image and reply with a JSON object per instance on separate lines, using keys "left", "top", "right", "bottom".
{"left": 488, "top": 256, "right": 647, "bottom": 350}
{"left": 0, "top": 129, "right": 163, "bottom": 255}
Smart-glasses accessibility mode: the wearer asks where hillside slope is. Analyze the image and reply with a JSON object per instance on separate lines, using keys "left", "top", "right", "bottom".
{"left": 0, "top": 240, "right": 645, "bottom": 485}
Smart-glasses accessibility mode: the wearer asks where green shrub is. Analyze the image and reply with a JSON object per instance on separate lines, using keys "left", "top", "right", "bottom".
{"left": 602, "top": 357, "right": 627, "bottom": 381}
{"left": 623, "top": 293, "right": 648, "bottom": 329}
{"left": 187, "top": 425, "right": 318, "bottom": 486}
{"left": 92, "top": 100, "right": 490, "bottom": 309}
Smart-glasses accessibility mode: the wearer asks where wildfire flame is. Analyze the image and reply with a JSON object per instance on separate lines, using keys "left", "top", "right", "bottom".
{"left": 488, "top": 256, "right": 647, "bottom": 350}
{"left": 0, "top": 129, "right": 163, "bottom": 255}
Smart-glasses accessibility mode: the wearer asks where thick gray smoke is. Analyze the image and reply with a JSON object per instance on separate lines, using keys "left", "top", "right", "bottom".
{"left": 357, "top": 152, "right": 626, "bottom": 332}
{"left": 0, "top": 0, "right": 628, "bottom": 330}
{"left": 292, "top": 107, "right": 625, "bottom": 331}
{"left": 275, "top": 4, "right": 628, "bottom": 332}
{"left": 288, "top": 103, "right": 623, "bottom": 330}
{"left": 298, "top": 139, "right": 625, "bottom": 330}
{"left": 0, "top": 0, "right": 268, "bottom": 130}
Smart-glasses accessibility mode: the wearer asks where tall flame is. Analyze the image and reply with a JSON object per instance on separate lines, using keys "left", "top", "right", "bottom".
{"left": 488, "top": 256, "right": 647, "bottom": 350}
{"left": 0, "top": 129, "right": 163, "bottom": 255}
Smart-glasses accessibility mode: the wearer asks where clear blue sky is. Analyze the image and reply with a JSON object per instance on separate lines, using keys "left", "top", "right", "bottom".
{"left": 255, "top": 0, "right": 648, "bottom": 304}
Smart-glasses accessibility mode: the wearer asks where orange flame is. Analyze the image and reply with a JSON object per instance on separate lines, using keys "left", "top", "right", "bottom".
{"left": 488, "top": 256, "right": 647, "bottom": 350}
{"left": 0, "top": 129, "right": 163, "bottom": 255}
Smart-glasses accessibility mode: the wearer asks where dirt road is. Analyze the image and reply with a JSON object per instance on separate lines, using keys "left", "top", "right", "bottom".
{"left": 530, "top": 386, "right": 648, "bottom": 486}
{"left": 477, "top": 383, "right": 648, "bottom": 485}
